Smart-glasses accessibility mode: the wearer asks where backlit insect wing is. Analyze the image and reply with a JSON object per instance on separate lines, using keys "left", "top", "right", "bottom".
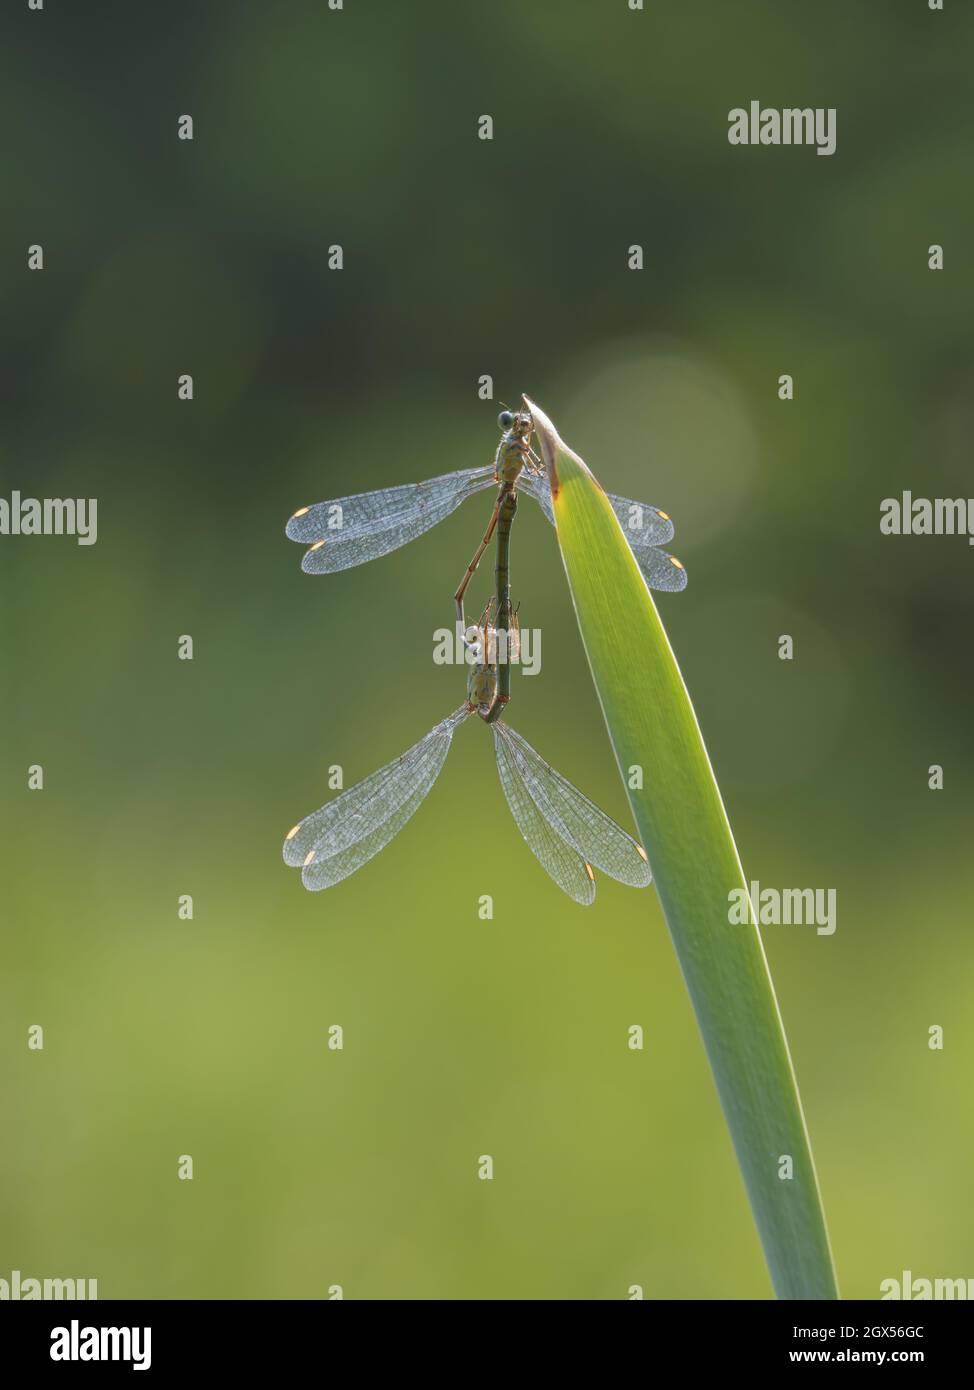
{"left": 287, "top": 466, "right": 497, "bottom": 574}
{"left": 515, "top": 469, "right": 556, "bottom": 524}
{"left": 606, "top": 492, "right": 676, "bottom": 549}
{"left": 497, "top": 724, "right": 652, "bottom": 890}
{"left": 492, "top": 721, "right": 597, "bottom": 905}
{"left": 516, "top": 471, "right": 687, "bottom": 593}
{"left": 621, "top": 538, "right": 687, "bottom": 593}
{"left": 283, "top": 707, "right": 470, "bottom": 891}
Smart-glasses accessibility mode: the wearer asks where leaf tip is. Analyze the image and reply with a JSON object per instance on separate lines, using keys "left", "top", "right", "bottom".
{"left": 525, "top": 395, "right": 603, "bottom": 498}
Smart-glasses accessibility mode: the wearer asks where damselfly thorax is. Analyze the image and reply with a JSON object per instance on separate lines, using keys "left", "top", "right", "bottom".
{"left": 453, "top": 407, "right": 536, "bottom": 649}
{"left": 493, "top": 407, "right": 535, "bottom": 486}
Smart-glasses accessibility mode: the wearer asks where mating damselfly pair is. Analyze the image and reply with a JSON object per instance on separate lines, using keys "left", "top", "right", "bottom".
{"left": 282, "top": 397, "right": 686, "bottom": 904}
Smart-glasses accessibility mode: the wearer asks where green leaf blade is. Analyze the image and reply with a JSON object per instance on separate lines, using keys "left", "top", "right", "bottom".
{"left": 528, "top": 397, "right": 839, "bottom": 1300}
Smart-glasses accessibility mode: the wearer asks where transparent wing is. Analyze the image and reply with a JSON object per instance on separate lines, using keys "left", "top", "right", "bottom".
{"left": 283, "top": 707, "right": 469, "bottom": 891}
{"left": 606, "top": 493, "right": 675, "bottom": 548}
{"left": 499, "top": 724, "right": 652, "bottom": 889}
{"left": 286, "top": 466, "right": 497, "bottom": 574}
{"left": 492, "top": 723, "right": 596, "bottom": 906}
{"left": 631, "top": 546, "right": 688, "bottom": 593}
{"left": 515, "top": 469, "right": 555, "bottom": 525}
{"left": 517, "top": 472, "right": 687, "bottom": 591}
{"left": 301, "top": 788, "right": 438, "bottom": 892}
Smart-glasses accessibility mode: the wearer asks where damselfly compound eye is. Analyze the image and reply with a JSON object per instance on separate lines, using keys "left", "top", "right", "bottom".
{"left": 498, "top": 410, "right": 514, "bottom": 430}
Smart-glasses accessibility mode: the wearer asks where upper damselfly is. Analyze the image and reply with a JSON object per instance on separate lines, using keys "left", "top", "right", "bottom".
{"left": 286, "top": 400, "right": 688, "bottom": 597}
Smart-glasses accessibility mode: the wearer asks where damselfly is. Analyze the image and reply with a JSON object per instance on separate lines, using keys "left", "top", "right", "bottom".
{"left": 285, "top": 401, "right": 688, "bottom": 597}
{"left": 282, "top": 620, "right": 651, "bottom": 906}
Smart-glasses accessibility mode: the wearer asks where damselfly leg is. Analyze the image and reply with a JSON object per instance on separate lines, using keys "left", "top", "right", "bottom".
{"left": 454, "top": 494, "right": 501, "bottom": 637}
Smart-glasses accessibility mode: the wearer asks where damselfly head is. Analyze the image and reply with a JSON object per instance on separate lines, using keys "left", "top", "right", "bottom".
{"left": 498, "top": 404, "right": 533, "bottom": 441}
{"left": 512, "top": 409, "right": 533, "bottom": 439}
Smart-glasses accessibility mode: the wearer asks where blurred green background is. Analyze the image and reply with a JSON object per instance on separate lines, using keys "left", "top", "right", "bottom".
{"left": 2, "top": 1, "right": 973, "bottom": 1299}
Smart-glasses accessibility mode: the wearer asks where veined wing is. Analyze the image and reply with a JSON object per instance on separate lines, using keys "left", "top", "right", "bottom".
{"left": 286, "top": 466, "right": 497, "bottom": 574}
{"left": 606, "top": 492, "right": 675, "bottom": 549}
{"left": 302, "top": 788, "right": 438, "bottom": 891}
{"left": 516, "top": 469, "right": 556, "bottom": 525}
{"left": 284, "top": 707, "right": 469, "bottom": 891}
{"left": 499, "top": 724, "right": 652, "bottom": 889}
{"left": 630, "top": 545, "right": 687, "bottom": 592}
{"left": 286, "top": 466, "right": 496, "bottom": 541}
{"left": 492, "top": 723, "right": 596, "bottom": 905}
{"left": 517, "top": 472, "right": 686, "bottom": 592}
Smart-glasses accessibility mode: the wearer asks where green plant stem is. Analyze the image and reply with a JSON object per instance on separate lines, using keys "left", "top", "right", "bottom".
{"left": 528, "top": 396, "right": 839, "bottom": 1300}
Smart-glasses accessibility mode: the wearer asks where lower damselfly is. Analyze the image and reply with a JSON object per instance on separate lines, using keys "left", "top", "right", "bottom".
{"left": 283, "top": 619, "right": 651, "bottom": 906}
